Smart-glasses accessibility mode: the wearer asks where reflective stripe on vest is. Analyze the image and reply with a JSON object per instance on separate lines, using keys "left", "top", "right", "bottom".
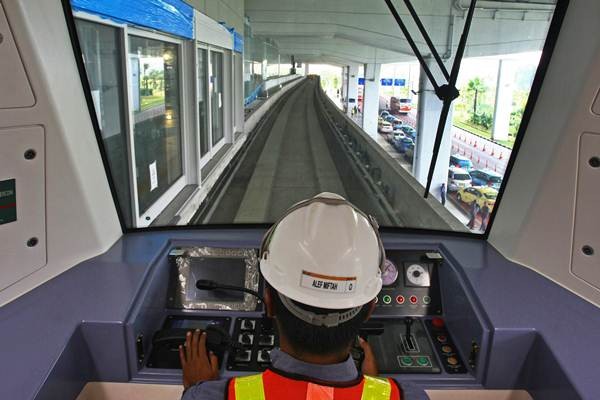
{"left": 361, "top": 376, "right": 392, "bottom": 400}
{"left": 233, "top": 373, "right": 393, "bottom": 400}
{"left": 234, "top": 374, "right": 266, "bottom": 400}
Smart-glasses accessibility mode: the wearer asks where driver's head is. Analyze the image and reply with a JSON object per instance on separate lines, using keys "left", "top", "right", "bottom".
{"left": 260, "top": 193, "right": 384, "bottom": 356}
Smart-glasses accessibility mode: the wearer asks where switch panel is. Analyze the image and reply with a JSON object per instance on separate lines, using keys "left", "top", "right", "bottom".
{"left": 227, "top": 318, "right": 279, "bottom": 371}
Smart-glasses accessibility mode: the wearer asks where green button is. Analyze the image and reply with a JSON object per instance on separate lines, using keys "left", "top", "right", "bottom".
{"left": 423, "top": 296, "right": 431, "bottom": 305}
{"left": 417, "top": 356, "right": 430, "bottom": 366}
{"left": 382, "top": 295, "right": 392, "bottom": 304}
{"left": 400, "top": 356, "right": 413, "bottom": 366}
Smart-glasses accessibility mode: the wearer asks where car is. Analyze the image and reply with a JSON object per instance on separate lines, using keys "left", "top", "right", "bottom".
{"left": 389, "top": 130, "right": 406, "bottom": 143}
{"left": 378, "top": 120, "right": 393, "bottom": 133}
{"left": 447, "top": 167, "right": 472, "bottom": 192}
{"left": 449, "top": 154, "right": 474, "bottom": 171}
{"left": 399, "top": 126, "right": 417, "bottom": 141}
{"left": 469, "top": 169, "right": 503, "bottom": 190}
{"left": 392, "top": 122, "right": 403, "bottom": 130}
{"left": 380, "top": 110, "right": 390, "bottom": 118}
{"left": 392, "top": 136, "right": 414, "bottom": 153}
{"left": 404, "top": 141, "right": 415, "bottom": 161}
{"left": 457, "top": 186, "right": 498, "bottom": 211}
{"left": 384, "top": 115, "right": 400, "bottom": 124}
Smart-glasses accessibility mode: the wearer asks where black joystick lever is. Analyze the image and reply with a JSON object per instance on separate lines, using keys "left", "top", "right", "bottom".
{"left": 404, "top": 317, "right": 414, "bottom": 339}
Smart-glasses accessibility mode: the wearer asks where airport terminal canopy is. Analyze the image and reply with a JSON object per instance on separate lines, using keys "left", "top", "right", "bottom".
{"left": 65, "top": 0, "right": 564, "bottom": 236}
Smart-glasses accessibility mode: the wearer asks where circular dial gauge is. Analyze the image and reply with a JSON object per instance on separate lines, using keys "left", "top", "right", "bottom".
{"left": 406, "top": 264, "right": 429, "bottom": 286}
{"left": 382, "top": 259, "right": 399, "bottom": 286}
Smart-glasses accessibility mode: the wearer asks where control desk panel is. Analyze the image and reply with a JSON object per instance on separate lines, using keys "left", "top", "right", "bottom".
{"left": 142, "top": 248, "right": 471, "bottom": 377}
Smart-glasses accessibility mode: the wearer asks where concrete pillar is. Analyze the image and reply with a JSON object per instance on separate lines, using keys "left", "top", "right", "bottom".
{"left": 362, "top": 62, "right": 381, "bottom": 138}
{"left": 493, "top": 59, "right": 516, "bottom": 141}
{"left": 413, "top": 57, "right": 454, "bottom": 201}
{"left": 346, "top": 64, "right": 360, "bottom": 118}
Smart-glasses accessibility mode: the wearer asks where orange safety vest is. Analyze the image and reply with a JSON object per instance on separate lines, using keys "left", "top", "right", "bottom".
{"left": 227, "top": 369, "right": 402, "bottom": 400}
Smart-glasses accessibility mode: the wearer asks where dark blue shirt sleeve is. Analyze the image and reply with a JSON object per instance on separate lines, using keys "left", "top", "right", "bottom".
{"left": 181, "top": 379, "right": 229, "bottom": 400}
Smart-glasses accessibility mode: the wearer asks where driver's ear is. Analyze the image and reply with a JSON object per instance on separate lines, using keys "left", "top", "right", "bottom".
{"left": 264, "top": 286, "right": 275, "bottom": 318}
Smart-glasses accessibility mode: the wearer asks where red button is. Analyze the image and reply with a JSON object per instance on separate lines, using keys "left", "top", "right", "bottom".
{"left": 409, "top": 295, "right": 418, "bottom": 304}
{"left": 396, "top": 295, "right": 405, "bottom": 304}
{"left": 432, "top": 318, "right": 445, "bottom": 329}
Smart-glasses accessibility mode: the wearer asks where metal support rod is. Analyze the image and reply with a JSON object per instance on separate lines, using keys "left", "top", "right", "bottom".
{"left": 402, "top": 0, "right": 450, "bottom": 80}
{"left": 384, "top": 0, "right": 440, "bottom": 92}
{"left": 423, "top": 0, "right": 478, "bottom": 197}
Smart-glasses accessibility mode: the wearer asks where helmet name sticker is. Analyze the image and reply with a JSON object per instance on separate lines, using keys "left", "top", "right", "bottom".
{"left": 300, "top": 271, "right": 357, "bottom": 293}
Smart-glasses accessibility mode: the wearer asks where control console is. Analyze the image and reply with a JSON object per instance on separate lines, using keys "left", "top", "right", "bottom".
{"left": 143, "top": 248, "right": 469, "bottom": 376}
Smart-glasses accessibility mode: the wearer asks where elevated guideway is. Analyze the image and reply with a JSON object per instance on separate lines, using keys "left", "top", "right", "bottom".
{"left": 194, "top": 77, "right": 466, "bottom": 232}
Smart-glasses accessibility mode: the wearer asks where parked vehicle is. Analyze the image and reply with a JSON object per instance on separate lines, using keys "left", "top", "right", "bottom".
{"left": 469, "top": 169, "right": 503, "bottom": 190}
{"left": 404, "top": 141, "right": 415, "bottom": 162}
{"left": 449, "top": 154, "right": 474, "bottom": 171}
{"left": 380, "top": 110, "right": 390, "bottom": 118}
{"left": 392, "top": 136, "right": 414, "bottom": 153}
{"left": 393, "top": 122, "right": 403, "bottom": 130}
{"left": 448, "top": 167, "right": 472, "bottom": 192}
{"left": 385, "top": 115, "right": 400, "bottom": 124}
{"left": 399, "top": 126, "right": 417, "bottom": 141}
{"left": 457, "top": 186, "right": 498, "bottom": 210}
{"left": 389, "top": 131, "right": 406, "bottom": 143}
{"left": 378, "top": 120, "right": 393, "bottom": 133}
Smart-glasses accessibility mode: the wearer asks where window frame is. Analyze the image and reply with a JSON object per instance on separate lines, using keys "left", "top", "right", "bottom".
{"left": 126, "top": 27, "right": 188, "bottom": 227}
{"left": 73, "top": 11, "right": 190, "bottom": 228}
{"left": 195, "top": 43, "right": 228, "bottom": 172}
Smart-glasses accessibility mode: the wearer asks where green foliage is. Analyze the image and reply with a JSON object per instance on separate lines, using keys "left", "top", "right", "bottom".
{"left": 470, "top": 112, "right": 493, "bottom": 129}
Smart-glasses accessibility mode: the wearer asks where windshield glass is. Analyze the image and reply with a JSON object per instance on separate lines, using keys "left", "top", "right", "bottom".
{"left": 484, "top": 192, "right": 498, "bottom": 200}
{"left": 67, "top": 0, "right": 563, "bottom": 234}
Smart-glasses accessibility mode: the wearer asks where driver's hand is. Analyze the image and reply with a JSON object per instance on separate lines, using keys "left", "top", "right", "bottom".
{"left": 358, "top": 337, "right": 379, "bottom": 376}
{"left": 179, "top": 330, "right": 219, "bottom": 389}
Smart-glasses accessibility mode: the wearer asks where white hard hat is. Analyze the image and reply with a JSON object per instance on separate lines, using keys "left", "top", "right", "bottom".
{"left": 260, "top": 192, "right": 384, "bottom": 317}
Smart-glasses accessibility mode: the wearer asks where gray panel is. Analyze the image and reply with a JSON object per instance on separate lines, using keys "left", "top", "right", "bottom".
{"left": 593, "top": 89, "right": 600, "bottom": 116}
{"left": 0, "top": 4, "right": 35, "bottom": 108}
{"left": 571, "top": 132, "right": 600, "bottom": 289}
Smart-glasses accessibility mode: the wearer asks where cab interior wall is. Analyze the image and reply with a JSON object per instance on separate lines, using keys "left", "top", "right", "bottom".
{"left": 2, "top": 0, "right": 600, "bottom": 399}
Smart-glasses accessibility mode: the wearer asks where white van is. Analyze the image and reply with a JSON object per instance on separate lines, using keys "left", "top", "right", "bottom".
{"left": 448, "top": 166, "right": 472, "bottom": 192}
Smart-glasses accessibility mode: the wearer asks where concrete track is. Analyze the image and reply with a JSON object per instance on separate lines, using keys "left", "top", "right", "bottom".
{"left": 204, "top": 79, "right": 351, "bottom": 224}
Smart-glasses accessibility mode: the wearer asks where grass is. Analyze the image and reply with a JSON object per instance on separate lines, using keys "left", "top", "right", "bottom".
{"left": 140, "top": 93, "right": 165, "bottom": 111}
{"left": 453, "top": 119, "right": 515, "bottom": 149}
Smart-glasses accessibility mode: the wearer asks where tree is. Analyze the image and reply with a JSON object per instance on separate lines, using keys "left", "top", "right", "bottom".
{"left": 466, "top": 77, "right": 487, "bottom": 115}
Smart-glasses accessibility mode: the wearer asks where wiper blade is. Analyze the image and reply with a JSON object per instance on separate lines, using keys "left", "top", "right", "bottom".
{"left": 424, "top": 0, "right": 477, "bottom": 198}
{"left": 384, "top": 0, "right": 478, "bottom": 198}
